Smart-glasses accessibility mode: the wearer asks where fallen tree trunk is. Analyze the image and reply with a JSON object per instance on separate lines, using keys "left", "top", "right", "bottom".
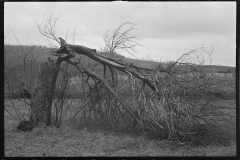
{"left": 55, "top": 38, "right": 158, "bottom": 91}
{"left": 53, "top": 37, "right": 160, "bottom": 124}
{"left": 30, "top": 37, "right": 157, "bottom": 127}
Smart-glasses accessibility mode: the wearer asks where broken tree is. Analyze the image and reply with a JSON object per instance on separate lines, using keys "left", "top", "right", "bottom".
{"left": 31, "top": 13, "right": 222, "bottom": 143}
{"left": 31, "top": 37, "right": 160, "bottom": 128}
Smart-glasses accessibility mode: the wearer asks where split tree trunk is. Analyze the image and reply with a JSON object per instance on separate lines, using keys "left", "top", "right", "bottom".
{"left": 30, "top": 58, "right": 62, "bottom": 127}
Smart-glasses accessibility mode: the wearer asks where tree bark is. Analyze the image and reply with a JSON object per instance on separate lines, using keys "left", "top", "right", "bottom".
{"left": 31, "top": 56, "right": 63, "bottom": 127}
{"left": 45, "top": 59, "right": 61, "bottom": 126}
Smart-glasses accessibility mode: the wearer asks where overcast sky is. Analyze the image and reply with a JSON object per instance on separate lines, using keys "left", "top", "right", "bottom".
{"left": 4, "top": 2, "right": 236, "bottom": 67}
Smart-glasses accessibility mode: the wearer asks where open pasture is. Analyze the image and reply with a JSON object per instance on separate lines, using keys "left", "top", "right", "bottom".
{"left": 4, "top": 98, "right": 236, "bottom": 157}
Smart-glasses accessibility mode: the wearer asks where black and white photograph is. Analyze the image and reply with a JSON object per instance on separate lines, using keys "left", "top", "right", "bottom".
{"left": 4, "top": 1, "right": 236, "bottom": 157}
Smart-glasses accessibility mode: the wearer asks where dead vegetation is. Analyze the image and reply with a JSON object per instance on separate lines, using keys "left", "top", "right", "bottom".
{"left": 4, "top": 11, "right": 236, "bottom": 153}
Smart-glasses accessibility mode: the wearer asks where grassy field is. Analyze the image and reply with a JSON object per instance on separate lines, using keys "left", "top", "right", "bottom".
{"left": 4, "top": 98, "right": 236, "bottom": 157}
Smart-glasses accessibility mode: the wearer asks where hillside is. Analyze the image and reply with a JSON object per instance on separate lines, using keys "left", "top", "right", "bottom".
{"left": 4, "top": 45, "right": 54, "bottom": 64}
{"left": 4, "top": 45, "right": 235, "bottom": 73}
{"left": 122, "top": 58, "right": 159, "bottom": 69}
{"left": 122, "top": 58, "right": 235, "bottom": 73}
{"left": 203, "top": 65, "right": 236, "bottom": 73}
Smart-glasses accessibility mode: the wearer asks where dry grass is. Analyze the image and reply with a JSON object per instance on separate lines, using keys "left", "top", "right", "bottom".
{"left": 4, "top": 99, "right": 236, "bottom": 157}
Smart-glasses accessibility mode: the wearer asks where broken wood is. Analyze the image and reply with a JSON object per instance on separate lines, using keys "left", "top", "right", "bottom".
{"left": 49, "top": 37, "right": 163, "bottom": 125}
{"left": 54, "top": 38, "right": 158, "bottom": 91}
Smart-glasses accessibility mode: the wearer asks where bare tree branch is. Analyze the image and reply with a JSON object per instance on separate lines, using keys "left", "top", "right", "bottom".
{"left": 102, "top": 22, "right": 143, "bottom": 59}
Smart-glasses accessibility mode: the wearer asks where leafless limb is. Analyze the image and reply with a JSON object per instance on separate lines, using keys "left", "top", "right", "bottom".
{"left": 102, "top": 22, "right": 143, "bottom": 58}
{"left": 34, "top": 10, "right": 61, "bottom": 47}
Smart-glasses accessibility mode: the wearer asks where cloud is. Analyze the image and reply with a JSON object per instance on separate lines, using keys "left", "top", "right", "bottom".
{"left": 5, "top": 2, "right": 235, "bottom": 39}
{"left": 132, "top": 2, "right": 236, "bottom": 39}
{"left": 4, "top": 2, "right": 236, "bottom": 66}
{"left": 67, "top": 2, "right": 236, "bottom": 39}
